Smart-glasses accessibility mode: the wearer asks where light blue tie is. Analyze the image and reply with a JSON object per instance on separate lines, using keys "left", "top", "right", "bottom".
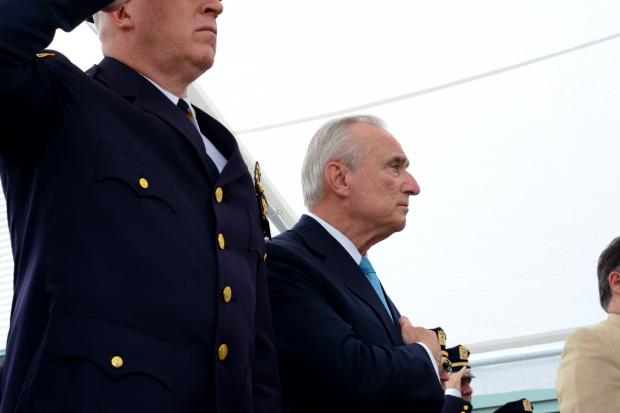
{"left": 359, "top": 256, "right": 393, "bottom": 320}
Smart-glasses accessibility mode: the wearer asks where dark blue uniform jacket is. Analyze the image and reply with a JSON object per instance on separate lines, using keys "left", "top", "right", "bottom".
{"left": 266, "top": 215, "right": 444, "bottom": 413}
{"left": 0, "top": 1, "right": 281, "bottom": 412}
{"left": 442, "top": 395, "right": 473, "bottom": 413}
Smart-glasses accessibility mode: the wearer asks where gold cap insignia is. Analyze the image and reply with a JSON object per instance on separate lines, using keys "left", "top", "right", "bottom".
{"left": 522, "top": 399, "right": 532, "bottom": 412}
{"left": 459, "top": 345, "right": 469, "bottom": 361}
{"left": 437, "top": 329, "right": 446, "bottom": 346}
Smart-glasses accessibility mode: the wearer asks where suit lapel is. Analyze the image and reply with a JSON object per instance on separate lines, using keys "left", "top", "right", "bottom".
{"left": 294, "top": 216, "right": 403, "bottom": 345}
{"left": 88, "top": 57, "right": 220, "bottom": 183}
{"left": 194, "top": 107, "right": 248, "bottom": 187}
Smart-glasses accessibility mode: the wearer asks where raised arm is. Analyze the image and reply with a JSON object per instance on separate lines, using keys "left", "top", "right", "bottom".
{"left": 0, "top": 0, "right": 119, "bottom": 144}
{"left": 0, "top": 0, "right": 124, "bottom": 66}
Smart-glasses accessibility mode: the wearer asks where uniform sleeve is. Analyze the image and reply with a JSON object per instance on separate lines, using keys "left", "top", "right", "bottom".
{"left": 267, "top": 253, "right": 443, "bottom": 411}
{"left": 252, "top": 258, "right": 283, "bottom": 413}
{"left": 0, "top": 0, "right": 112, "bottom": 140}
{"left": 0, "top": 0, "right": 112, "bottom": 65}
{"left": 556, "top": 328, "right": 615, "bottom": 413}
{"left": 440, "top": 395, "right": 471, "bottom": 413}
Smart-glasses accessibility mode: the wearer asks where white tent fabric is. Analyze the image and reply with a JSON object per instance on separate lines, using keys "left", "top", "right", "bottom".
{"left": 1, "top": 0, "right": 619, "bottom": 353}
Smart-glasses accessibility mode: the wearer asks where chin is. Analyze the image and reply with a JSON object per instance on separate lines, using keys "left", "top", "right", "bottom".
{"left": 191, "top": 47, "right": 216, "bottom": 73}
{"left": 196, "top": 55, "right": 216, "bottom": 72}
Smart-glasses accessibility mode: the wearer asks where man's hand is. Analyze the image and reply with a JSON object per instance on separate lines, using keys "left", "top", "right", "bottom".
{"left": 103, "top": 0, "right": 130, "bottom": 12}
{"left": 399, "top": 316, "right": 441, "bottom": 367}
{"left": 445, "top": 367, "right": 470, "bottom": 391}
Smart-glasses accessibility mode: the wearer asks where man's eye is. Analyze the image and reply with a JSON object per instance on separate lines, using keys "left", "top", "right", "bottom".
{"left": 391, "top": 164, "right": 401, "bottom": 172}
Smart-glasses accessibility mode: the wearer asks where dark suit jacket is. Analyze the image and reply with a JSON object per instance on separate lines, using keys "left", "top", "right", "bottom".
{"left": 266, "top": 215, "right": 444, "bottom": 413}
{"left": 0, "top": 1, "right": 281, "bottom": 412}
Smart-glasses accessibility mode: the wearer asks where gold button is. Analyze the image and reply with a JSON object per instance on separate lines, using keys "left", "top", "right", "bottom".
{"left": 217, "top": 233, "right": 225, "bottom": 250}
{"left": 215, "top": 187, "right": 224, "bottom": 203}
{"left": 222, "top": 286, "right": 232, "bottom": 303}
{"left": 111, "top": 355, "right": 124, "bottom": 369}
{"left": 138, "top": 177, "right": 149, "bottom": 189}
{"left": 463, "top": 407, "right": 469, "bottom": 411}
{"left": 262, "top": 253, "right": 268, "bottom": 262}
{"left": 218, "top": 344, "right": 229, "bottom": 361}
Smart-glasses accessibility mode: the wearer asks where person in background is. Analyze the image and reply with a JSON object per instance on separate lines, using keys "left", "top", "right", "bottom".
{"left": 447, "top": 344, "right": 474, "bottom": 403}
{"left": 267, "top": 115, "right": 444, "bottom": 413}
{"left": 493, "top": 398, "right": 534, "bottom": 413}
{"left": 0, "top": 1, "right": 281, "bottom": 412}
{"left": 556, "top": 236, "right": 620, "bottom": 413}
{"left": 432, "top": 329, "right": 473, "bottom": 413}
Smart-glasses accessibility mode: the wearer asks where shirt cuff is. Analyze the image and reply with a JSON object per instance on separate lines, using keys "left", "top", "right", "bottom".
{"left": 416, "top": 341, "right": 440, "bottom": 381}
{"left": 445, "top": 388, "right": 462, "bottom": 398}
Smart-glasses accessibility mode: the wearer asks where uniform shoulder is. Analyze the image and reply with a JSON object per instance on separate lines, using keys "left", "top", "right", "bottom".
{"left": 34, "top": 49, "right": 76, "bottom": 71}
{"left": 35, "top": 49, "right": 70, "bottom": 62}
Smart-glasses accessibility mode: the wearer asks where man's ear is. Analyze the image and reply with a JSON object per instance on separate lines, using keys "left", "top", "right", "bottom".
{"left": 102, "top": 3, "right": 134, "bottom": 30}
{"left": 609, "top": 271, "right": 620, "bottom": 294}
{"left": 324, "top": 161, "right": 350, "bottom": 197}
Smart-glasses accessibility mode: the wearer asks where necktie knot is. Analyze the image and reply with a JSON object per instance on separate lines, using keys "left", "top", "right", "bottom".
{"left": 176, "top": 98, "right": 193, "bottom": 119}
{"left": 359, "top": 256, "right": 376, "bottom": 276}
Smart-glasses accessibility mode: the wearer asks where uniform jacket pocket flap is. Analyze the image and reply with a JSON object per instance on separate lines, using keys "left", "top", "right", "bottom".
{"left": 45, "top": 313, "right": 175, "bottom": 390}
{"left": 96, "top": 144, "right": 179, "bottom": 213}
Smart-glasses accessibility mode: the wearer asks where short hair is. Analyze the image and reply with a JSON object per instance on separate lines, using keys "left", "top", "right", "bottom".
{"left": 597, "top": 236, "right": 620, "bottom": 311}
{"left": 301, "top": 115, "right": 386, "bottom": 208}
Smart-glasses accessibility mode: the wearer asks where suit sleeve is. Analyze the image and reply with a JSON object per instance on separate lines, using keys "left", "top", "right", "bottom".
{"left": 0, "top": 0, "right": 112, "bottom": 140}
{"left": 267, "top": 251, "right": 443, "bottom": 411}
{"left": 556, "top": 327, "right": 620, "bottom": 413}
{"left": 252, "top": 257, "right": 283, "bottom": 413}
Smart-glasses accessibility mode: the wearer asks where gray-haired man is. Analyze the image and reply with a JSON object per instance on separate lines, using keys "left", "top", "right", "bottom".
{"left": 266, "top": 115, "right": 446, "bottom": 413}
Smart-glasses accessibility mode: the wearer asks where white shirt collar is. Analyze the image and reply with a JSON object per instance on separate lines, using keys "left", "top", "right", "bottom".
{"left": 139, "top": 74, "right": 228, "bottom": 172}
{"left": 141, "top": 75, "right": 192, "bottom": 108}
{"left": 305, "top": 212, "right": 362, "bottom": 265}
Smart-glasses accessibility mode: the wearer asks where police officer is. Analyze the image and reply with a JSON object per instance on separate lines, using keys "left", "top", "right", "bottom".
{"left": 0, "top": 1, "right": 281, "bottom": 412}
{"left": 447, "top": 344, "right": 475, "bottom": 403}
{"left": 432, "top": 328, "right": 474, "bottom": 413}
{"left": 494, "top": 398, "right": 534, "bottom": 413}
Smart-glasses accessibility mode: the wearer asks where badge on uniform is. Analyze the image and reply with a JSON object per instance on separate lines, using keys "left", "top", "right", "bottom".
{"left": 36, "top": 51, "right": 56, "bottom": 58}
{"left": 254, "top": 162, "right": 271, "bottom": 240}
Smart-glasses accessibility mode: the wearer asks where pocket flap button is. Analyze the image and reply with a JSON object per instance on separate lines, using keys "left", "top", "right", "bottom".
{"left": 111, "top": 355, "right": 124, "bottom": 369}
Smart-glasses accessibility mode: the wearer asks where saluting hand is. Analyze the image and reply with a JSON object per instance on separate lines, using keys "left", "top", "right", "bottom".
{"left": 445, "top": 367, "right": 470, "bottom": 391}
{"left": 399, "top": 316, "right": 442, "bottom": 368}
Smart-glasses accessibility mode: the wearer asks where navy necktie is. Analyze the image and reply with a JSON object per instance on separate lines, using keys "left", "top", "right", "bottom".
{"left": 176, "top": 98, "right": 194, "bottom": 120}
{"left": 176, "top": 99, "right": 219, "bottom": 180}
{"left": 359, "top": 256, "right": 393, "bottom": 320}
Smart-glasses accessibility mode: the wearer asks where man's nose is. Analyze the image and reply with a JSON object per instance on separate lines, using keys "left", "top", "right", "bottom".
{"left": 202, "top": 0, "right": 224, "bottom": 17}
{"left": 403, "top": 172, "right": 420, "bottom": 196}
